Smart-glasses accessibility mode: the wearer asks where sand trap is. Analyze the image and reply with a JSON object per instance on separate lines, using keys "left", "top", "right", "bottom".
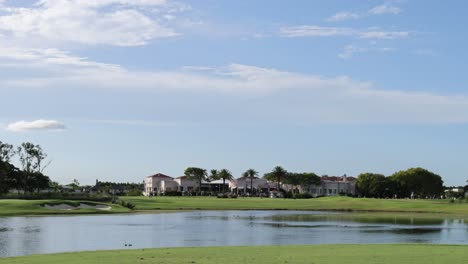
{"left": 43, "top": 203, "right": 111, "bottom": 211}
{"left": 78, "top": 203, "right": 111, "bottom": 210}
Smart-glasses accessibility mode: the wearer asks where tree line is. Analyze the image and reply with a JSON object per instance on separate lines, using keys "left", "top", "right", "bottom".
{"left": 356, "top": 168, "right": 444, "bottom": 198}
{"left": 0, "top": 141, "right": 51, "bottom": 195}
{"left": 184, "top": 166, "right": 321, "bottom": 194}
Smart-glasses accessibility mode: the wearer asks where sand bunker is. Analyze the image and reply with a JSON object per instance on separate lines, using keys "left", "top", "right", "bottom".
{"left": 43, "top": 203, "right": 111, "bottom": 211}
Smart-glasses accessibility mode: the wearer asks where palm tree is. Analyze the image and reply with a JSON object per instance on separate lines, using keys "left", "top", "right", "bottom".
{"left": 209, "top": 169, "right": 219, "bottom": 192}
{"left": 218, "top": 169, "right": 234, "bottom": 193}
{"left": 243, "top": 168, "right": 258, "bottom": 195}
{"left": 184, "top": 167, "right": 207, "bottom": 195}
{"left": 264, "top": 166, "right": 287, "bottom": 192}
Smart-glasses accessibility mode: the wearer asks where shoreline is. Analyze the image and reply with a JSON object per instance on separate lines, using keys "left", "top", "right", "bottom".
{"left": 1, "top": 244, "right": 467, "bottom": 263}
{"left": 2, "top": 196, "right": 468, "bottom": 217}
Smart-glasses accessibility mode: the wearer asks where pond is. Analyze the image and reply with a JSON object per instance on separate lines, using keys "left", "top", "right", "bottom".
{"left": 0, "top": 211, "right": 467, "bottom": 257}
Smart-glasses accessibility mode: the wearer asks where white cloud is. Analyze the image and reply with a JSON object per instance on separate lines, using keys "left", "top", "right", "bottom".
{"left": 6, "top": 120, "right": 66, "bottom": 132}
{"left": 338, "top": 45, "right": 368, "bottom": 59}
{"left": 328, "top": 2, "right": 402, "bottom": 22}
{"left": 338, "top": 45, "right": 396, "bottom": 59}
{"left": 1, "top": 47, "right": 468, "bottom": 124}
{"left": 327, "top": 12, "right": 361, "bottom": 22}
{"left": 0, "top": 0, "right": 181, "bottom": 46}
{"left": 369, "top": 3, "right": 402, "bottom": 15}
{"left": 280, "top": 25, "right": 409, "bottom": 40}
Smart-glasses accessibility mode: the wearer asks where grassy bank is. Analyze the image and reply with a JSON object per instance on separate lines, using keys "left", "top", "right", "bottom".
{"left": 2, "top": 196, "right": 468, "bottom": 216}
{"left": 121, "top": 196, "right": 468, "bottom": 215}
{"left": 0, "top": 199, "right": 130, "bottom": 216}
{"left": 1, "top": 244, "right": 467, "bottom": 264}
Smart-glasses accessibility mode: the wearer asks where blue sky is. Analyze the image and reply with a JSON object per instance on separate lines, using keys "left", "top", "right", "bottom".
{"left": 0, "top": 0, "right": 467, "bottom": 185}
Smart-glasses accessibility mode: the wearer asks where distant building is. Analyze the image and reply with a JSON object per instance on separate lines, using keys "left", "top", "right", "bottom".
{"left": 229, "top": 177, "right": 276, "bottom": 194}
{"left": 143, "top": 173, "right": 175, "bottom": 196}
{"left": 308, "top": 175, "right": 356, "bottom": 197}
{"left": 142, "top": 172, "right": 356, "bottom": 197}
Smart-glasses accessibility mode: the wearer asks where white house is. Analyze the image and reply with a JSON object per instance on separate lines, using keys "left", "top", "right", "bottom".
{"left": 308, "top": 175, "right": 356, "bottom": 197}
{"left": 144, "top": 173, "right": 175, "bottom": 196}
{"left": 174, "top": 176, "right": 197, "bottom": 192}
{"left": 229, "top": 177, "right": 276, "bottom": 194}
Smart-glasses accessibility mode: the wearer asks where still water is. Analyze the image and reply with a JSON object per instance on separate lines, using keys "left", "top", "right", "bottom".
{"left": 0, "top": 211, "right": 467, "bottom": 257}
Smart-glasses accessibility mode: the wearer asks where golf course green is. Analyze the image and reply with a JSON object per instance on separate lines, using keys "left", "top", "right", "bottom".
{"left": 121, "top": 196, "right": 468, "bottom": 215}
{"left": 1, "top": 196, "right": 468, "bottom": 216}
{"left": 0, "top": 199, "right": 130, "bottom": 216}
{"left": 1, "top": 244, "right": 466, "bottom": 264}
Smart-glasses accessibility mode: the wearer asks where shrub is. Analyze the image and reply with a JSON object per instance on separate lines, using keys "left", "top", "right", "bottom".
{"left": 126, "top": 189, "right": 143, "bottom": 196}
{"left": 217, "top": 193, "right": 228, "bottom": 198}
{"left": 164, "top": 191, "right": 182, "bottom": 196}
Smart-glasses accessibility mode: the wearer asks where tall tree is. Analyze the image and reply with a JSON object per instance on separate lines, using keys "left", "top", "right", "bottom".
{"left": 284, "top": 172, "right": 321, "bottom": 193}
{"left": 209, "top": 169, "right": 218, "bottom": 181}
{"left": 242, "top": 168, "right": 258, "bottom": 195}
{"left": 0, "top": 141, "right": 15, "bottom": 163}
{"left": 264, "top": 166, "right": 288, "bottom": 192}
{"left": 389, "top": 168, "right": 443, "bottom": 198}
{"left": 16, "top": 142, "right": 51, "bottom": 193}
{"left": 0, "top": 160, "right": 19, "bottom": 195}
{"left": 356, "top": 173, "right": 389, "bottom": 198}
{"left": 184, "top": 167, "right": 207, "bottom": 195}
{"left": 210, "top": 169, "right": 233, "bottom": 193}
{"left": 17, "top": 142, "right": 49, "bottom": 173}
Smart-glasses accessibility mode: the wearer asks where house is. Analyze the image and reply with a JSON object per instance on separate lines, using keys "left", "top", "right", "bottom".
{"left": 144, "top": 173, "right": 179, "bottom": 196}
{"left": 174, "top": 176, "right": 197, "bottom": 192}
{"left": 229, "top": 177, "right": 276, "bottom": 194}
{"left": 308, "top": 175, "right": 356, "bottom": 197}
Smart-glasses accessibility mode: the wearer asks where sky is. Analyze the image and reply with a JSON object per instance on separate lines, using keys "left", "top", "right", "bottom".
{"left": 0, "top": 0, "right": 467, "bottom": 186}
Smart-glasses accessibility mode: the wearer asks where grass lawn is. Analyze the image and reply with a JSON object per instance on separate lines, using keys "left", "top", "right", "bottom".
{"left": 0, "top": 199, "right": 130, "bottom": 216}
{"left": 2, "top": 196, "right": 468, "bottom": 217}
{"left": 1, "top": 244, "right": 467, "bottom": 264}
{"left": 121, "top": 196, "right": 468, "bottom": 215}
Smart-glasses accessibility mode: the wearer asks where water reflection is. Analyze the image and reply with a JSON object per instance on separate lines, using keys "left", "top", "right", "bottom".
{"left": 0, "top": 211, "right": 467, "bottom": 258}
{"left": 270, "top": 214, "right": 445, "bottom": 225}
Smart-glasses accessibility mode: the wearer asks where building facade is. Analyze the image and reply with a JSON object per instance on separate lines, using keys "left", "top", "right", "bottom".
{"left": 308, "top": 175, "right": 356, "bottom": 197}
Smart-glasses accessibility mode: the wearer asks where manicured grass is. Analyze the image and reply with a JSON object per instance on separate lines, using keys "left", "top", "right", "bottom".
{"left": 0, "top": 199, "right": 130, "bottom": 216}
{"left": 2, "top": 196, "right": 468, "bottom": 216}
{"left": 1, "top": 244, "right": 467, "bottom": 264}
{"left": 121, "top": 196, "right": 468, "bottom": 215}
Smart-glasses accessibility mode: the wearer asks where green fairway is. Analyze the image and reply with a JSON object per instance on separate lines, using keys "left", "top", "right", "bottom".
{"left": 2, "top": 196, "right": 468, "bottom": 216}
{"left": 1, "top": 244, "right": 467, "bottom": 264}
{"left": 121, "top": 196, "right": 468, "bottom": 215}
{"left": 0, "top": 199, "right": 130, "bottom": 216}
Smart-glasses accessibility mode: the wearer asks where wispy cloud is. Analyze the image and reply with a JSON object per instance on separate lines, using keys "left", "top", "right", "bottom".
{"left": 1, "top": 46, "right": 468, "bottom": 124}
{"left": 338, "top": 45, "right": 368, "bottom": 59}
{"left": 369, "top": 3, "right": 402, "bottom": 15}
{"left": 6, "top": 120, "right": 66, "bottom": 132}
{"left": 328, "top": 2, "right": 402, "bottom": 22}
{"left": 280, "top": 25, "right": 409, "bottom": 40}
{"left": 0, "top": 0, "right": 184, "bottom": 46}
{"left": 327, "top": 12, "right": 361, "bottom": 22}
{"left": 338, "top": 44, "right": 396, "bottom": 59}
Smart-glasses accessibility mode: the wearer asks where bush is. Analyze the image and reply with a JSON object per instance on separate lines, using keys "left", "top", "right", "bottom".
{"left": 126, "top": 189, "right": 143, "bottom": 196}
{"left": 118, "top": 200, "right": 136, "bottom": 210}
{"left": 217, "top": 193, "right": 228, "bottom": 198}
{"left": 164, "top": 191, "right": 182, "bottom": 196}
{"left": 295, "top": 193, "right": 313, "bottom": 199}
{"left": 282, "top": 192, "right": 313, "bottom": 199}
